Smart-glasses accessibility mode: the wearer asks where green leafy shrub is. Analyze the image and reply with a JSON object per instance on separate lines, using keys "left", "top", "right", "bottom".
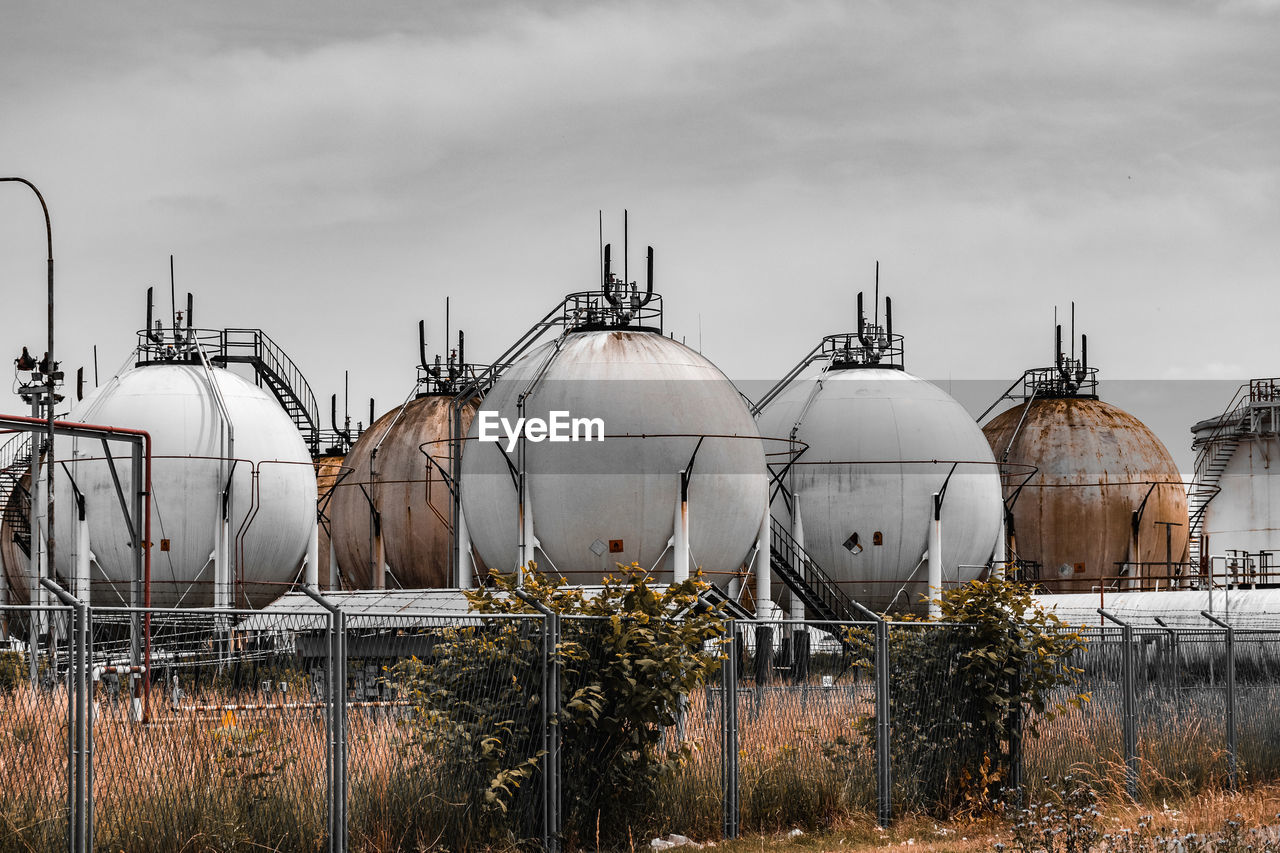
{"left": 394, "top": 564, "right": 726, "bottom": 849}
{"left": 825, "top": 579, "right": 1088, "bottom": 815}
{"left": 900, "top": 579, "right": 1088, "bottom": 812}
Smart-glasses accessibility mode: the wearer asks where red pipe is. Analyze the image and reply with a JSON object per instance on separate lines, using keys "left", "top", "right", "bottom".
{"left": 0, "top": 413, "right": 152, "bottom": 721}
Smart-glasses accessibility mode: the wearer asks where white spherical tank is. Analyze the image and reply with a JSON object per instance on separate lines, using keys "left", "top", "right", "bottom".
{"left": 54, "top": 364, "right": 317, "bottom": 608}
{"left": 758, "top": 363, "right": 1004, "bottom": 613}
{"left": 461, "top": 329, "right": 768, "bottom": 587}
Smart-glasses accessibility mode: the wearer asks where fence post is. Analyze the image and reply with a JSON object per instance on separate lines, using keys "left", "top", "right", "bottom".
{"left": 546, "top": 610, "right": 562, "bottom": 853}
{"left": 721, "top": 617, "right": 739, "bottom": 839}
{"left": 842, "top": 599, "right": 891, "bottom": 829}
{"left": 303, "top": 586, "right": 348, "bottom": 853}
{"left": 1201, "top": 611, "right": 1237, "bottom": 790}
{"left": 41, "top": 578, "right": 88, "bottom": 853}
{"left": 874, "top": 618, "right": 892, "bottom": 827}
{"left": 1008, "top": 663, "right": 1023, "bottom": 801}
{"left": 514, "top": 590, "right": 562, "bottom": 853}
{"left": 1099, "top": 609, "right": 1137, "bottom": 800}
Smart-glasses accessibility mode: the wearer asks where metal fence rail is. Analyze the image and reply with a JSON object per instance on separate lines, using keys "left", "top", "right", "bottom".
{"left": 5, "top": 595, "right": 1280, "bottom": 852}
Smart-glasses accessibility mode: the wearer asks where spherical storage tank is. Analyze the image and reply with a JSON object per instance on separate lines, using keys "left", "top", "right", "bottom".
{"left": 982, "top": 328, "right": 1187, "bottom": 593}
{"left": 52, "top": 357, "right": 317, "bottom": 608}
{"left": 757, "top": 296, "right": 1004, "bottom": 613}
{"left": 461, "top": 271, "right": 769, "bottom": 587}
{"left": 329, "top": 382, "right": 480, "bottom": 589}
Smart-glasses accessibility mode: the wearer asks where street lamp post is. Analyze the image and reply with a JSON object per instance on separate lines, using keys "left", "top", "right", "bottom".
{"left": 1, "top": 177, "right": 55, "bottom": 590}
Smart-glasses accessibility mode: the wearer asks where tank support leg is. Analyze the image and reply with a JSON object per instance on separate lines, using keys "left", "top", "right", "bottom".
{"left": 214, "top": 494, "right": 232, "bottom": 609}
{"left": 457, "top": 507, "right": 473, "bottom": 589}
{"left": 305, "top": 518, "right": 319, "bottom": 587}
{"left": 755, "top": 509, "right": 771, "bottom": 616}
{"left": 75, "top": 498, "right": 91, "bottom": 601}
{"left": 672, "top": 471, "right": 690, "bottom": 583}
{"left": 328, "top": 537, "right": 339, "bottom": 591}
{"left": 928, "top": 492, "right": 942, "bottom": 618}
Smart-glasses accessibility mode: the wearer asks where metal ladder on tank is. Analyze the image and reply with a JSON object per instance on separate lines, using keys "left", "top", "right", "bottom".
{"left": 1189, "top": 384, "right": 1254, "bottom": 570}
{"left": 1189, "top": 381, "right": 1280, "bottom": 570}
{"left": 768, "top": 516, "right": 875, "bottom": 626}
{"left": 211, "top": 329, "right": 322, "bottom": 455}
{"left": 0, "top": 433, "right": 33, "bottom": 557}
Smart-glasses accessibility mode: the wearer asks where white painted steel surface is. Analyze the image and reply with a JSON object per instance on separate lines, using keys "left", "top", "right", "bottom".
{"left": 53, "top": 363, "right": 315, "bottom": 607}
{"left": 1036, "top": 588, "right": 1280, "bottom": 627}
{"left": 1201, "top": 434, "right": 1280, "bottom": 555}
{"left": 758, "top": 368, "right": 1003, "bottom": 612}
{"left": 460, "top": 330, "right": 768, "bottom": 587}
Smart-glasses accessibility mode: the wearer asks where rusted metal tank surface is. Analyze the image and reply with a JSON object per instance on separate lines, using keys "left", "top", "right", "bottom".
{"left": 314, "top": 454, "right": 347, "bottom": 590}
{"left": 329, "top": 395, "right": 479, "bottom": 588}
{"left": 983, "top": 397, "right": 1188, "bottom": 593}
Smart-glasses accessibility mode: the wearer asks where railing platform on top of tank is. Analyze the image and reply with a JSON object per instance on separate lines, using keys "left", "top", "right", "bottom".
{"left": 1019, "top": 363, "right": 1099, "bottom": 399}
{"left": 822, "top": 331, "right": 905, "bottom": 370}
{"left": 1191, "top": 378, "right": 1280, "bottom": 441}
{"left": 134, "top": 326, "right": 322, "bottom": 455}
{"left": 561, "top": 290, "right": 663, "bottom": 334}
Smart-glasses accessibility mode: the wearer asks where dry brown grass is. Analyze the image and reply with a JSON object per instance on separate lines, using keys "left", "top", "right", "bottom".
{"left": 3, "top": 676, "right": 1280, "bottom": 852}
{"left": 714, "top": 785, "right": 1280, "bottom": 853}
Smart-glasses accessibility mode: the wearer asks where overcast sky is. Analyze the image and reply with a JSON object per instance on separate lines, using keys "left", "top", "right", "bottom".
{"left": 2, "top": 1, "right": 1277, "bottom": 470}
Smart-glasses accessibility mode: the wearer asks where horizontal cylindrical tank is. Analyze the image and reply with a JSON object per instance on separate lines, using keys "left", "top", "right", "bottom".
{"left": 460, "top": 330, "right": 768, "bottom": 586}
{"left": 984, "top": 397, "right": 1188, "bottom": 593}
{"left": 1035, "top": 589, "right": 1280, "bottom": 628}
{"left": 758, "top": 368, "right": 1004, "bottom": 612}
{"left": 328, "top": 395, "right": 479, "bottom": 589}
{"left": 53, "top": 363, "right": 317, "bottom": 608}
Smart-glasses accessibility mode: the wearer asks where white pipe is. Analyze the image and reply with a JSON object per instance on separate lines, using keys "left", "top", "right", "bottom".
{"left": 328, "top": 535, "right": 339, "bottom": 591}
{"left": 928, "top": 492, "right": 942, "bottom": 618}
{"left": 519, "top": 478, "right": 535, "bottom": 581}
{"left": 214, "top": 496, "right": 231, "bottom": 609}
{"left": 75, "top": 507, "right": 91, "bottom": 602}
{"left": 32, "top": 464, "right": 46, "bottom": 609}
{"left": 672, "top": 472, "right": 690, "bottom": 583}
{"left": 993, "top": 513, "right": 1007, "bottom": 579}
{"left": 304, "top": 517, "right": 319, "bottom": 587}
{"left": 457, "top": 505, "right": 474, "bottom": 589}
{"left": 756, "top": 507, "right": 772, "bottom": 618}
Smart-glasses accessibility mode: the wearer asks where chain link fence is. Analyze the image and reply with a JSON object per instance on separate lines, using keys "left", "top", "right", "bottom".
{"left": 6, "top": 595, "right": 1280, "bottom": 852}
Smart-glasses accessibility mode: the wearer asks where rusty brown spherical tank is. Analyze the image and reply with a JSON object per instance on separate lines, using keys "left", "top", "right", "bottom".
{"left": 314, "top": 455, "right": 347, "bottom": 590}
{"left": 984, "top": 397, "right": 1188, "bottom": 593}
{"left": 328, "top": 395, "right": 479, "bottom": 588}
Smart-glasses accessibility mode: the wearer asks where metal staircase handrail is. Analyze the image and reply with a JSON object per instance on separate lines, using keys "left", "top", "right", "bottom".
{"left": 1193, "top": 383, "right": 1250, "bottom": 478}
{"left": 0, "top": 432, "right": 32, "bottom": 478}
{"left": 769, "top": 516, "right": 874, "bottom": 624}
{"left": 218, "top": 328, "right": 321, "bottom": 454}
